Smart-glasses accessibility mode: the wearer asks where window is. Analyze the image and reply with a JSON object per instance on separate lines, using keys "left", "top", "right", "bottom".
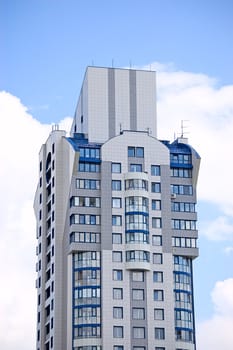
{"left": 112, "top": 180, "right": 122, "bottom": 191}
{"left": 153, "top": 253, "right": 163, "bottom": 264}
{"left": 171, "top": 202, "right": 195, "bottom": 212}
{"left": 112, "top": 198, "right": 122, "bottom": 208}
{"left": 153, "top": 271, "right": 163, "bottom": 283}
{"left": 171, "top": 184, "right": 193, "bottom": 195}
{"left": 172, "top": 236, "right": 197, "bottom": 248}
{"left": 171, "top": 168, "right": 192, "bottom": 178}
{"left": 155, "top": 347, "right": 165, "bottom": 350}
{"left": 172, "top": 219, "right": 196, "bottom": 230}
{"left": 154, "top": 290, "right": 164, "bottom": 301}
{"left": 113, "top": 326, "right": 123, "bottom": 338}
{"left": 132, "top": 271, "right": 144, "bottom": 282}
{"left": 133, "top": 327, "right": 145, "bottom": 339}
{"left": 112, "top": 215, "right": 122, "bottom": 226}
{"left": 132, "top": 289, "right": 144, "bottom": 300}
{"left": 113, "top": 307, "right": 123, "bottom": 319}
{"left": 126, "top": 250, "right": 150, "bottom": 262}
{"left": 70, "top": 232, "right": 101, "bottom": 244}
{"left": 113, "top": 288, "right": 123, "bottom": 300}
{"left": 152, "top": 235, "right": 162, "bottom": 246}
{"left": 79, "top": 162, "right": 100, "bottom": 172}
{"left": 152, "top": 199, "right": 161, "bottom": 210}
{"left": 152, "top": 217, "right": 162, "bottom": 229}
{"left": 113, "top": 270, "right": 123, "bottom": 281}
{"left": 132, "top": 308, "right": 145, "bottom": 320}
{"left": 112, "top": 163, "right": 121, "bottom": 173}
{"left": 151, "top": 165, "right": 160, "bottom": 176}
{"left": 112, "top": 233, "right": 122, "bottom": 244}
{"left": 128, "top": 146, "right": 144, "bottom": 158}
{"left": 155, "top": 328, "right": 165, "bottom": 340}
{"left": 76, "top": 179, "right": 101, "bottom": 190}
{"left": 70, "top": 196, "right": 101, "bottom": 208}
{"left": 79, "top": 147, "right": 100, "bottom": 159}
{"left": 170, "top": 153, "right": 191, "bottom": 164}
{"left": 154, "top": 309, "right": 164, "bottom": 320}
{"left": 114, "top": 346, "right": 124, "bottom": 350}
{"left": 70, "top": 214, "right": 100, "bottom": 225}
{"left": 125, "top": 179, "right": 148, "bottom": 191}
{"left": 112, "top": 251, "right": 122, "bottom": 262}
{"left": 151, "top": 182, "right": 161, "bottom": 193}
{"left": 126, "top": 196, "right": 148, "bottom": 212}
{"left": 130, "top": 164, "right": 142, "bottom": 172}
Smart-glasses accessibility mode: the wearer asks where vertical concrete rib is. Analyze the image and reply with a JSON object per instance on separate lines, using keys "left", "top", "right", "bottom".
{"left": 129, "top": 69, "right": 137, "bottom": 130}
{"left": 108, "top": 68, "right": 116, "bottom": 138}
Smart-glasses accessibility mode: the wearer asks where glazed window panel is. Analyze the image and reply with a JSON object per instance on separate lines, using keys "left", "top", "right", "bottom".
{"left": 151, "top": 165, "right": 161, "bottom": 176}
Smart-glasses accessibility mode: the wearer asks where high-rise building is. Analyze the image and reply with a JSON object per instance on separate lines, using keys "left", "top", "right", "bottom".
{"left": 34, "top": 66, "right": 200, "bottom": 350}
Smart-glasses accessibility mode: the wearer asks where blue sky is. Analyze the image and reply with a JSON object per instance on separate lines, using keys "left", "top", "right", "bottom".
{"left": 1, "top": 1, "right": 233, "bottom": 349}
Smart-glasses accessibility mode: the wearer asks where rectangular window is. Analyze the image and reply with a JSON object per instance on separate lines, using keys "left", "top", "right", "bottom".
{"left": 132, "top": 308, "right": 145, "bottom": 320}
{"left": 112, "top": 215, "right": 122, "bottom": 226}
{"left": 151, "top": 165, "right": 160, "bottom": 176}
{"left": 152, "top": 235, "right": 162, "bottom": 246}
{"left": 154, "top": 308, "right": 164, "bottom": 320}
{"left": 70, "top": 196, "right": 100, "bottom": 208}
{"left": 130, "top": 164, "right": 142, "bottom": 172}
{"left": 155, "top": 328, "right": 165, "bottom": 340}
{"left": 112, "top": 163, "right": 121, "bottom": 173}
{"left": 113, "top": 307, "right": 123, "bottom": 319}
{"left": 133, "top": 327, "right": 145, "bottom": 339}
{"left": 153, "top": 253, "right": 163, "bottom": 264}
{"left": 112, "top": 233, "right": 122, "bottom": 244}
{"left": 112, "top": 198, "right": 122, "bottom": 208}
{"left": 128, "top": 146, "right": 144, "bottom": 158}
{"left": 132, "top": 289, "right": 144, "bottom": 300}
{"left": 113, "top": 270, "right": 123, "bottom": 281}
{"left": 171, "top": 168, "right": 192, "bottom": 178}
{"left": 113, "top": 326, "right": 123, "bottom": 338}
{"left": 132, "top": 271, "right": 144, "bottom": 282}
{"left": 152, "top": 217, "right": 162, "bottom": 228}
{"left": 76, "top": 179, "right": 100, "bottom": 190}
{"left": 154, "top": 290, "right": 164, "bottom": 301}
{"left": 172, "top": 219, "right": 196, "bottom": 230}
{"left": 152, "top": 199, "right": 161, "bottom": 210}
{"left": 112, "top": 180, "right": 122, "bottom": 191}
{"left": 78, "top": 162, "right": 100, "bottom": 172}
{"left": 153, "top": 271, "right": 163, "bottom": 283}
{"left": 114, "top": 346, "right": 124, "bottom": 350}
{"left": 112, "top": 251, "right": 122, "bottom": 262}
{"left": 113, "top": 288, "right": 123, "bottom": 300}
{"left": 151, "top": 182, "right": 161, "bottom": 193}
{"left": 171, "top": 184, "right": 193, "bottom": 195}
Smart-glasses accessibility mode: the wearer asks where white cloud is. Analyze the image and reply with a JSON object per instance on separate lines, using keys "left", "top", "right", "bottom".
{"left": 224, "top": 246, "right": 233, "bottom": 255}
{"left": 0, "top": 91, "right": 72, "bottom": 350}
{"left": 199, "top": 215, "right": 233, "bottom": 241}
{"left": 144, "top": 62, "right": 233, "bottom": 217}
{"left": 197, "top": 279, "right": 233, "bottom": 350}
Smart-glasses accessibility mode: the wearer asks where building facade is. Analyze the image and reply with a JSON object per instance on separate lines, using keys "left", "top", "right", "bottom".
{"left": 34, "top": 66, "right": 200, "bottom": 350}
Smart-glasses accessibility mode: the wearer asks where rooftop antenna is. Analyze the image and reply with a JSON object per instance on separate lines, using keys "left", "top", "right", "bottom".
{"left": 180, "top": 120, "right": 189, "bottom": 138}
{"left": 112, "top": 59, "right": 114, "bottom": 68}
{"left": 91, "top": 60, "right": 95, "bottom": 66}
{"left": 129, "top": 60, "right": 132, "bottom": 69}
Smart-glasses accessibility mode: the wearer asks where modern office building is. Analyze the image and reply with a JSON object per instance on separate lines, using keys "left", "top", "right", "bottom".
{"left": 34, "top": 66, "right": 200, "bottom": 350}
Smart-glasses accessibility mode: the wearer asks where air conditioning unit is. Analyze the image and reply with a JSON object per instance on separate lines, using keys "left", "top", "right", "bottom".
{"left": 171, "top": 193, "right": 176, "bottom": 199}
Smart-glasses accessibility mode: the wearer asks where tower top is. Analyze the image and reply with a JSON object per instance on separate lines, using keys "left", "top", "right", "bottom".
{"left": 70, "top": 66, "right": 157, "bottom": 143}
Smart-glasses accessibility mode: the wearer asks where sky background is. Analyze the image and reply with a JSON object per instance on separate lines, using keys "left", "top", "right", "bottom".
{"left": 1, "top": 1, "right": 233, "bottom": 349}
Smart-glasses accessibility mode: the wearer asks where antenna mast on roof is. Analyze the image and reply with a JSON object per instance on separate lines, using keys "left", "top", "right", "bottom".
{"left": 180, "top": 120, "right": 189, "bottom": 138}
